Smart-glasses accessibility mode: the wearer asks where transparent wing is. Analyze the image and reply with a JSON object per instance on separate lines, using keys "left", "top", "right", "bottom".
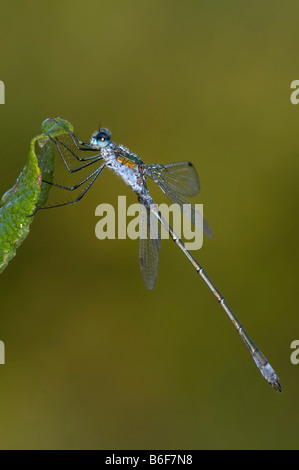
{"left": 147, "top": 161, "right": 200, "bottom": 197}
{"left": 139, "top": 205, "right": 161, "bottom": 290}
{"left": 155, "top": 180, "right": 213, "bottom": 239}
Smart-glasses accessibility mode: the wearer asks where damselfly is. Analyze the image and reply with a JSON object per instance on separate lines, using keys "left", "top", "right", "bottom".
{"left": 35, "top": 119, "right": 281, "bottom": 392}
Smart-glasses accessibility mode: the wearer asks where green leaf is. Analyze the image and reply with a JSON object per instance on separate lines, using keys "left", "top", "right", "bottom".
{"left": 0, "top": 117, "right": 74, "bottom": 273}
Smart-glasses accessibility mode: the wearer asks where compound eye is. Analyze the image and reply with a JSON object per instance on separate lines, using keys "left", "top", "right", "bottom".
{"left": 97, "top": 132, "right": 109, "bottom": 147}
{"left": 90, "top": 128, "right": 111, "bottom": 147}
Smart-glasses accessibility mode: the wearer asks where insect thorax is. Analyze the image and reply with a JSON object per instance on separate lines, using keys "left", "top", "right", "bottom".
{"left": 103, "top": 143, "right": 147, "bottom": 195}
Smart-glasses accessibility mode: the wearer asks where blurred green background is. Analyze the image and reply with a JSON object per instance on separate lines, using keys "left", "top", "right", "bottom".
{"left": 0, "top": 0, "right": 298, "bottom": 450}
